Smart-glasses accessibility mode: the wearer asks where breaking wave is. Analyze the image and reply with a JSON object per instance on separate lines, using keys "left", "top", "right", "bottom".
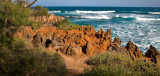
{"left": 149, "top": 12, "right": 160, "bottom": 15}
{"left": 75, "top": 10, "right": 115, "bottom": 14}
{"left": 48, "top": 11, "right": 61, "bottom": 13}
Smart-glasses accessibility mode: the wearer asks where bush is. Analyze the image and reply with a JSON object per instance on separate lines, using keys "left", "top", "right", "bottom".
{"left": 32, "top": 5, "right": 49, "bottom": 17}
{"left": 81, "top": 51, "right": 160, "bottom": 76}
{"left": 0, "top": 38, "right": 68, "bottom": 76}
{"left": 54, "top": 19, "right": 81, "bottom": 30}
{"left": 0, "top": 0, "right": 31, "bottom": 43}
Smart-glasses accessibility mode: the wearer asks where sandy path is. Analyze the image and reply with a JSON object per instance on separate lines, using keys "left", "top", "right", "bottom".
{"left": 58, "top": 52, "right": 91, "bottom": 76}
{"left": 47, "top": 48, "right": 91, "bottom": 76}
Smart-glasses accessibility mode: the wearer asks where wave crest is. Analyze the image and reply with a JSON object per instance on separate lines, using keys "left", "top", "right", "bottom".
{"left": 149, "top": 12, "right": 160, "bottom": 14}
{"left": 81, "top": 15, "right": 111, "bottom": 19}
{"left": 136, "top": 17, "right": 160, "bottom": 21}
{"left": 48, "top": 11, "right": 61, "bottom": 13}
{"left": 76, "top": 10, "right": 115, "bottom": 14}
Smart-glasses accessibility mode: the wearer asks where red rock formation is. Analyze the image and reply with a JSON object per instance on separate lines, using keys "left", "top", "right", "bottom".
{"left": 14, "top": 24, "right": 113, "bottom": 57}
{"left": 15, "top": 13, "right": 160, "bottom": 62}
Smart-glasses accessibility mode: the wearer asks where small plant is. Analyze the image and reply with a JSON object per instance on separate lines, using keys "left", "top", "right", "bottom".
{"left": 31, "top": 21, "right": 42, "bottom": 30}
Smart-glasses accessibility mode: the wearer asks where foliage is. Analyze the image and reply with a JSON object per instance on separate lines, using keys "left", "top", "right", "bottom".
{"left": 0, "top": 38, "right": 68, "bottom": 76}
{"left": 32, "top": 5, "right": 49, "bottom": 17}
{"left": 81, "top": 51, "right": 160, "bottom": 76}
{"left": 54, "top": 19, "right": 81, "bottom": 30}
{"left": 0, "top": 0, "right": 31, "bottom": 28}
{"left": 0, "top": 0, "right": 31, "bottom": 43}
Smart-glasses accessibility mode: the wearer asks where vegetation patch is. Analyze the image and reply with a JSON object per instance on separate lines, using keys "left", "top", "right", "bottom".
{"left": 0, "top": 38, "right": 68, "bottom": 76}
{"left": 81, "top": 51, "right": 160, "bottom": 76}
{"left": 32, "top": 5, "right": 49, "bottom": 17}
{"left": 54, "top": 19, "right": 81, "bottom": 30}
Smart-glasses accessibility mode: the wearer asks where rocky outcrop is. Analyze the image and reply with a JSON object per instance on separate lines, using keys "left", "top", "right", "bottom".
{"left": 30, "top": 13, "right": 64, "bottom": 25}
{"left": 15, "top": 14, "right": 160, "bottom": 62}
{"left": 125, "top": 41, "right": 143, "bottom": 60}
{"left": 14, "top": 24, "right": 114, "bottom": 57}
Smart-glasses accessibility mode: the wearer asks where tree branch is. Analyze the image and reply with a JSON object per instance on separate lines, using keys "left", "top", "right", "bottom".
{"left": 27, "top": 0, "right": 37, "bottom": 7}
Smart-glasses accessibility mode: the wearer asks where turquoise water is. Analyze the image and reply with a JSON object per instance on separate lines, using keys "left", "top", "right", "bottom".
{"left": 47, "top": 7, "right": 160, "bottom": 53}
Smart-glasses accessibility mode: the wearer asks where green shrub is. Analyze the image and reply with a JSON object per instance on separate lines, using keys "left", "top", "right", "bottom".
{"left": 81, "top": 51, "right": 160, "bottom": 76}
{"left": 54, "top": 19, "right": 81, "bottom": 30}
{"left": 32, "top": 5, "right": 49, "bottom": 17}
{"left": 0, "top": 38, "right": 68, "bottom": 76}
{"left": 0, "top": 0, "right": 31, "bottom": 43}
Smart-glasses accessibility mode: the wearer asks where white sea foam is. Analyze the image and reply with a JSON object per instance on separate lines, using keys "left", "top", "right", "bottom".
{"left": 48, "top": 11, "right": 61, "bottom": 13}
{"left": 149, "top": 12, "right": 160, "bottom": 14}
{"left": 136, "top": 17, "right": 160, "bottom": 21}
{"left": 81, "top": 15, "right": 111, "bottom": 19}
{"left": 121, "top": 16, "right": 135, "bottom": 18}
{"left": 76, "top": 10, "right": 115, "bottom": 14}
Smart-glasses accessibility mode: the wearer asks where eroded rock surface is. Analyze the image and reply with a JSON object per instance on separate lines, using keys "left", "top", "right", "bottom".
{"left": 15, "top": 14, "right": 160, "bottom": 65}
{"left": 30, "top": 13, "right": 64, "bottom": 26}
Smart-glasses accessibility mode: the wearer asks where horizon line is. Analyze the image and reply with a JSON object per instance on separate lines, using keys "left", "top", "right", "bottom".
{"left": 32, "top": 6, "right": 160, "bottom": 8}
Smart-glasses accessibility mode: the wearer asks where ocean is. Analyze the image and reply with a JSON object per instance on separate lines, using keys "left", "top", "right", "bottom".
{"left": 47, "top": 7, "right": 160, "bottom": 53}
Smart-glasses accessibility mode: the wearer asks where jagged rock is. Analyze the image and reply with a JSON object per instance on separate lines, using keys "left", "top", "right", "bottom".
{"left": 66, "top": 43, "right": 83, "bottom": 57}
{"left": 145, "top": 45, "right": 159, "bottom": 58}
{"left": 108, "top": 38, "right": 121, "bottom": 51}
{"left": 96, "top": 28, "right": 105, "bottom": 38}
{"left": 125, "top": 41, "right": 143, "bottom": 60}
{"left": 113, "top": 38, "right": 121, "bottom": 46}
{"left": 145, "top": 45, "right": 160, "bottom": 64}
{"left": 81, "top": 26, "right": 96, "bottom": 36}
{"left": 105, "top": 29, "right": 112, "bottom": 47}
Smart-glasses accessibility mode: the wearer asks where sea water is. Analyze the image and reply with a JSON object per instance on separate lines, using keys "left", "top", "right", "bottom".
{"left": 47, "top": 7, "right": 160, "bottom": 53}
